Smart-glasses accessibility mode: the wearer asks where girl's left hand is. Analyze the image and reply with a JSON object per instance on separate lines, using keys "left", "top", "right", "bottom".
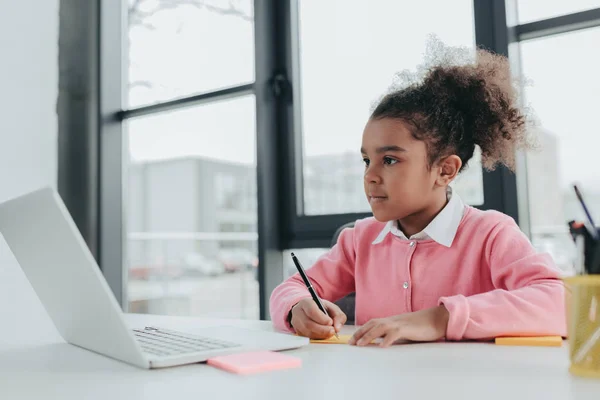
{"left": 349, "top": 305, "right": 450, "bottom": 347}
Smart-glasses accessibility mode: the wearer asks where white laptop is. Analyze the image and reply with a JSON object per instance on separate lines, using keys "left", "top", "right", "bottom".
{"left": 0, "top": 187, "right": 308, "bottom": 369}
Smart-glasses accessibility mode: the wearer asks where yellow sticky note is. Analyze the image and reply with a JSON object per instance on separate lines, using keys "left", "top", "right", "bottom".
{"left": 495, "top": 336, "right": 563, "bottom": 347}
{"left": 310, "top": 334, "right": 353, "bottom": 344}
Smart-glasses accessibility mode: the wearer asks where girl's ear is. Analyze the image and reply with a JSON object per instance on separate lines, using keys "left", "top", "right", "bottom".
{"left": 436, "top": 155, "right": 462, "bottom": 186}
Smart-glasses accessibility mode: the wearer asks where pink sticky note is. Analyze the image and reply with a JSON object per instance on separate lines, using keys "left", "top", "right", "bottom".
{"left": 207, "top": 351, "right": 302, "bottom": 375}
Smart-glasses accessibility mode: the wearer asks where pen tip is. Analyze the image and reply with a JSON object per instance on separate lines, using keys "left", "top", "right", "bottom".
{"left": 290, "top": 252, "right": 295, "bottom": 257}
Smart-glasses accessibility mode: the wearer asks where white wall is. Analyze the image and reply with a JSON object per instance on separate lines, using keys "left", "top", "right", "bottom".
{"left": 0, "top": 0, "right": 61, "bottom": 349}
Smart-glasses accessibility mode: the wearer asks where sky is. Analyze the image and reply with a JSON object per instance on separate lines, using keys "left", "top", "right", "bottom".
{"left": 126, "top": 0, "right": 600, "bottom": 192}
{"left": 516, "top": 0, "right": 600, "bottom": 23}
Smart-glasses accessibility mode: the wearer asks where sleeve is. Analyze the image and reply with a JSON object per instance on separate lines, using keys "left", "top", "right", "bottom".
{"left": 439, "top": 219, "right": 567, "bottom": 341}
{"left": 269, "top": 226, "right": 357, "bottom": 333}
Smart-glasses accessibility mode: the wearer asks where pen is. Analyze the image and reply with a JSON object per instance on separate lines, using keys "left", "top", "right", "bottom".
{"left": 290, "top": 252, "right": 339, "bottom": 339}
{"left": 573, "top": 184, "right": 599, "bottom": 240}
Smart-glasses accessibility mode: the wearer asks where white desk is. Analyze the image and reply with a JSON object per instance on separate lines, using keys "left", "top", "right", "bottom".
{"left": 1, "top": 313, "right": 599, "bottom": 400}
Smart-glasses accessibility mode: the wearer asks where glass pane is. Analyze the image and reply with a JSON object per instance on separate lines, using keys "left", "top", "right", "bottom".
{"left": 297, "top": 0, "right": 483, "bottom": 215}
{"left": 450, "top": 147, "right": 484, "bottom": 206}
{"left": 519, "top": 27, "right": 600, "bottom": 273}
{"left": 283, "top": 249, "right": 329, "bottom": 280}
{"left": 126, "top": 0, "right": 255, "bottom": 108}
{"left": 516, "top": 0, "right": 600, "bottom": 24}
{"left": 126, "top": 95, "right": 259, "bottom": 319}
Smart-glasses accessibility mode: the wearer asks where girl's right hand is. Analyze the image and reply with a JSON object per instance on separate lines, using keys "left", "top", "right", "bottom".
{"left": 290, "top": 298, "right": 347, "bottom": 339}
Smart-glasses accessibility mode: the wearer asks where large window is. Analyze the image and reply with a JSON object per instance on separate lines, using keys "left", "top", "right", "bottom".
{"left": 122, "top": 1, "right": 258, "bottom": 319}
{"left": 296, "top": 0, "right": 483, "bottom": 215}
{"left": 517, "top": 26, "right": 600, "bottom": 273}
{"left": 95, "top": 0, "right": 553, "bottom": 318}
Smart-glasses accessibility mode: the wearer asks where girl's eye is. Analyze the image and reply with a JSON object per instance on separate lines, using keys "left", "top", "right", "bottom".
{"left": 362, "top": 158, "right": 370, "bottom": 167}
{"left": 383, "top": 157, "right": 398, "bottom": 165}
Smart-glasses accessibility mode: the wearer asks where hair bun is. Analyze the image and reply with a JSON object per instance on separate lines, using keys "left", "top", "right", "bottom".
{"left": 372, "top": 35, "right": 537, "bottom": 172}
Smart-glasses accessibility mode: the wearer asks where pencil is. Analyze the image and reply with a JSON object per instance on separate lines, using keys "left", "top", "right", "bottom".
{"left": 290, "top": 252, "right": 339, "bottom": 339}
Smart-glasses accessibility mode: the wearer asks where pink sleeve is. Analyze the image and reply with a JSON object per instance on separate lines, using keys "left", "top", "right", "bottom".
{"left": 439, "top": 219, "right": 567, "bottom": 341}
{"left": 269, "top": 227, "right": 357, "bottom": 333}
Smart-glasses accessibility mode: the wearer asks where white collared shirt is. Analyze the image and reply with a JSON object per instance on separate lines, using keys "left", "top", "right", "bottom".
{"left": 372, "top": 187, "right": 466, "bottom": 248}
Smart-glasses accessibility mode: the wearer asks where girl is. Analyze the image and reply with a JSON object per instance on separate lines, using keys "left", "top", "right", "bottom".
{"left": 270, "top": 42, "right": 566, "bottom": 347}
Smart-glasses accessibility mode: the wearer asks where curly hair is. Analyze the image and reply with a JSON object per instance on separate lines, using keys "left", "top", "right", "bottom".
{"left": 371, "top": 37, "right": 536, "bottom": 172}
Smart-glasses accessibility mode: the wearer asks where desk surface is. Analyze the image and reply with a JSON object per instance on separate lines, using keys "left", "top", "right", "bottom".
{"left": 1, "top": 313, "right": 599, "bottom": 400}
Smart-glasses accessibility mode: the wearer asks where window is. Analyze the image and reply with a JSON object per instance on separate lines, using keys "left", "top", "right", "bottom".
{"left": 296, "top": 0, "right": 483, "bottom": 215}
{"left": 97, "top": 0, "right": 533, "bottom": 318}
{"left": 451, "top": 147, "right": 485, "bottom": 206}
{"left": 518, "top": 27, "right": 600, "bottom": 273}
{"left": 215, "top": 173, "right": 236, "bottom": 210}
{"left": 127, "top": 0, "right": 254, "bottom": 108}
{"left": 283, "top": 248, "right": 329, "bottom": 279}
{"left": 516, "top": 0, "right": 600, "bottom": 24}
{"left": 126, "top": 95, "right": 259, "bottom": 319}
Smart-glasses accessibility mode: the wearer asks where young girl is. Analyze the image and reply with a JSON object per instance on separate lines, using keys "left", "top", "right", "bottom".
{"left": 270, "top": 43, "right": 566, "bottom": 347}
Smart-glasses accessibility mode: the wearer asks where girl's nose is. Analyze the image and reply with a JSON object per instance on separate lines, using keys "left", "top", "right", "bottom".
{"left": 365, "top": 166, "right": 382, "bottom": 184}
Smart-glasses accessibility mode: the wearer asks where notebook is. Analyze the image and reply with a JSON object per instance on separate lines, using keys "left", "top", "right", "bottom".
{"left": 207, "top": 351, "right": 302, "bottom": 375}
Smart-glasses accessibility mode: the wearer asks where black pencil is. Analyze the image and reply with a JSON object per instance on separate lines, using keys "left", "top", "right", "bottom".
{"left": 290, "top": 252, "right": 339, "bottom": 339}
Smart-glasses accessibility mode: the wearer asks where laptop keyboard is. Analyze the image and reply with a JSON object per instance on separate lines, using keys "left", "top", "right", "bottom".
{"left": 133, "top": 327, "right": 240, "bottom": 357}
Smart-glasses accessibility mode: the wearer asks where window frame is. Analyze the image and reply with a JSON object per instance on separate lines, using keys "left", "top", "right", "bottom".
{"left": 98, "top": 0, "right": 262, "bottom": 313}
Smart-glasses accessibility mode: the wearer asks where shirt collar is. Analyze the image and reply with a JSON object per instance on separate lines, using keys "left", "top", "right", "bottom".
{"left": 372, "top": 187, "right": 465, "bottom": 247}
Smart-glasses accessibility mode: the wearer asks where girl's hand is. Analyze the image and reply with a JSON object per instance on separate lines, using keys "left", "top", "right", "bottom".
{"left": 349, "top": 305, "right": 450, "bottom": 347}
{"left": 290, "top": 298, "right": 347, "bottom": 339}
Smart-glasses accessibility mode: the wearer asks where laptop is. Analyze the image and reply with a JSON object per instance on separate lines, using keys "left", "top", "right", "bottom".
{"left": 0, "top": 187, "right": 308, "bottom": 369}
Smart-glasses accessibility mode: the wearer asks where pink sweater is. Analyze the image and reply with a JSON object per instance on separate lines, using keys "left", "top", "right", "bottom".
{"left": 270, "top": 207, "right": 566, "bottom": 340}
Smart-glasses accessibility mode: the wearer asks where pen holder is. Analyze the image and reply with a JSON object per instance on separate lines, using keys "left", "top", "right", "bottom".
{"left": 567, "top": 222, "right": 600, "bottom": 275}
{"left": 563, "top": 275, "right": 600, "bottom": 378}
